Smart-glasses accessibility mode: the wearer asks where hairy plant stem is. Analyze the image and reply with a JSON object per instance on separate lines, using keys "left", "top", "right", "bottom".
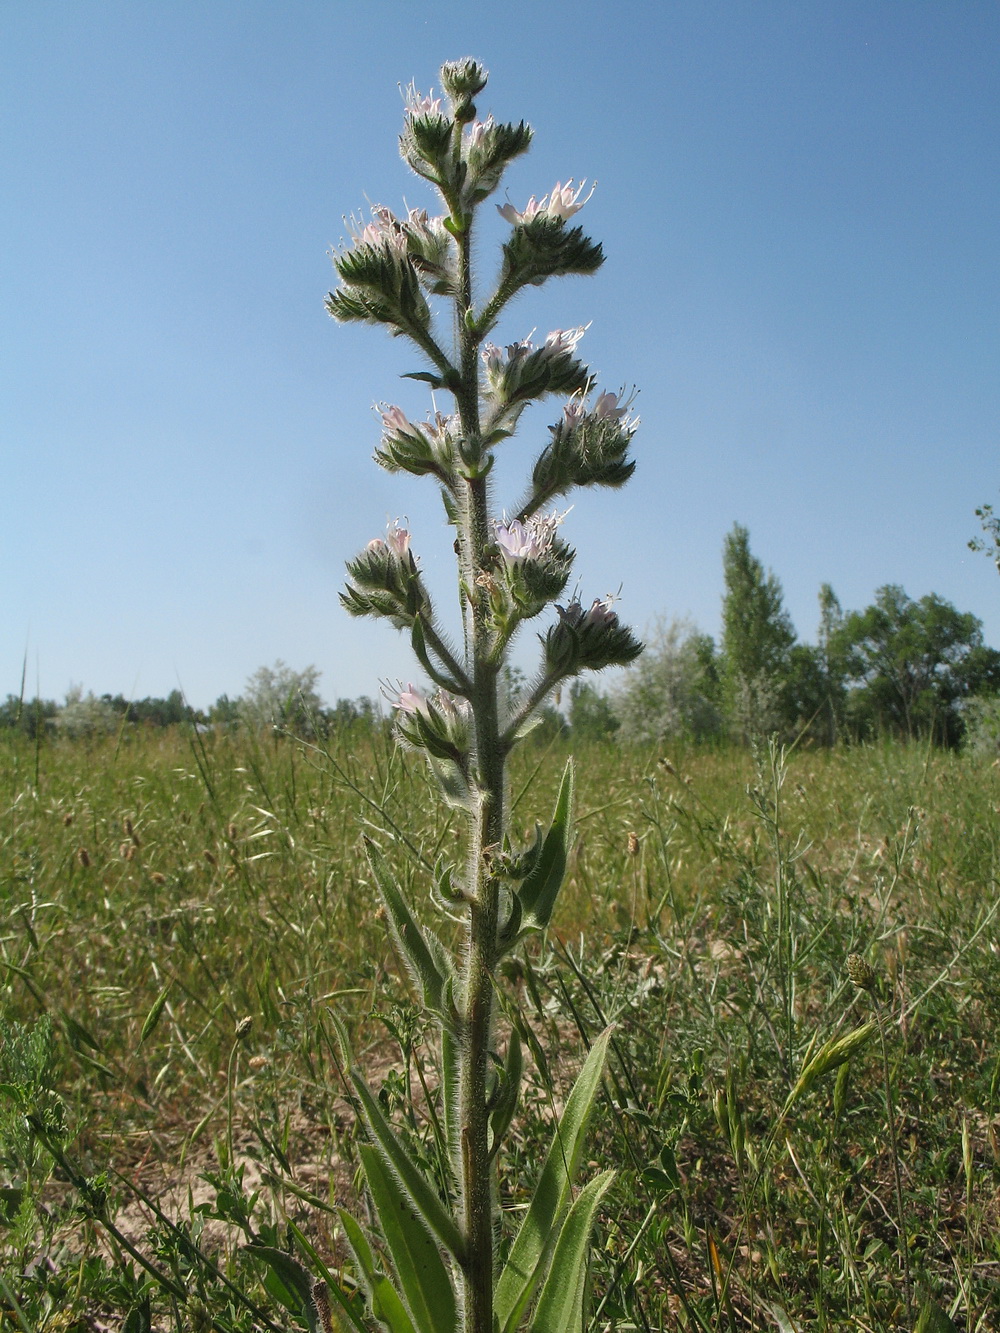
{"left": 454, "top": 217, "right": 503, "bottom": 1333}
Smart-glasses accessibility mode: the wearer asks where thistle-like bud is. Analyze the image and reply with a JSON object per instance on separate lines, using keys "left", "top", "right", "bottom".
{"left": 543, "top": 598, "right": 643, "bottom": 677}
{"left": 440, "top": 59, "right": 488, "bottom": 101}
{"left": 846, "top": 953, "right": 878, "bottom": 994}
{"left": 341, "top": 523, "right": 430, "bottom": 628}
{"left": 498, "top": 213, "right": 604, "bottom": 292}
{"left": 375, "top": 406, "right": 459, "bottom": 481}
{"left": 481, "top": 328, "right": 591, "bottom": 414}
{"left": 327, "top": 209, "right": 432, "bottom": 338}
{"left": 399, "top": 85, "right": 457, "bottom": 190}
{"left": 392, "top": 684, "right": 472, "bottom": 763}
{"left": 532, "top": 389, "right": 639, "bottom": 501}
{"left": 463, "top": 118, "right": 533, "bottom": 205}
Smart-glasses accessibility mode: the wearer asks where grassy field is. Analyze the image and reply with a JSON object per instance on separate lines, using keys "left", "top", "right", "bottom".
{"left": 2, "top": 725, "right": 999, "bottom": 1330}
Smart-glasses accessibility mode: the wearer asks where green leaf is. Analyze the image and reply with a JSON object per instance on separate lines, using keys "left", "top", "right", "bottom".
{"left": 495, "top": 1027, "right": 611, "bottom": 1333}
{"left": 440, "top": 1027, "right": 460, "bottom": 1176}
{"left": 402, "top": 371, "right": 446, "bottom": 388}
{"left": 515, "top": 759, "right": 574, "bottom": 935}
{"left": 350, "top": 1067, "right": 465, "bottom": 1261}
{"left": 528, "top": 1169, "right": 614, "bottom": 1333}
{"left": 488, "top": 1029, "right": 523, "bottom": 1159}
{"left": 360, "top": 1145, "right": 458, "bottom": 1333}
{"left": 244, "top": 1244, "right": 318, "bottom": 1329}
{"left": 364, "top": 838, "right": 456, "bottom": 1022}
{"left": 340, "top": 1209, "right": 418, "bottom": 1333}
{"left": 914, "top": 1300, "right": 959, "bottom": 1333}
{"left": 139, "top": 984, "right": 171, "bottom": 1044}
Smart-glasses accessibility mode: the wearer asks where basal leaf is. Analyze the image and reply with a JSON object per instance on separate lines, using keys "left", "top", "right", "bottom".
{"left": 360, "top": 1145, "right": 458, "bottom": 1333}
{"left": 495, "top": 1027, "right": 611, "bottom": 1333}
{"left": 350, "top": 1067, "right": 465, "bottom": 1261}
{"left": 528, "top": 1169, "right": 614, "bottom": 1333}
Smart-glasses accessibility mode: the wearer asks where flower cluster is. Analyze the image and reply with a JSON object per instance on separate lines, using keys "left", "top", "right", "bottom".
{"left": 391, "top": 683, "right": 473, "bottom": 803}
{"left": 484, "top": 511, "right": 575, "bottom": 630}
{"left": 530, "top": 388, "right": 639, "bottom": 504}
{"left": 375, "top": 406, "right": 462, "bottom": 481}
{"left": 497, "top": 179, "right": 594, "bottom": 225}
{"left": 480, "top": 327, "right": 591, "bottom": 412}
{"left": 341, "top": 522, "right": 430, "bottom": 628}
{"left": 543, "top": 597, "right": 643, "bottom": 676}
{"left": 398, "top": 67, "right": 532, "bottom": 213}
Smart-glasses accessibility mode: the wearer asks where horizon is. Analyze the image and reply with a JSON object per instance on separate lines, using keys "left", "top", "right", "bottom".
{"left": 4, "top": 2, "right": 998, "bottom": 710}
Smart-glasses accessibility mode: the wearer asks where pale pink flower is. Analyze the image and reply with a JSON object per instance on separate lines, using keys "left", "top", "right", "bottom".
{"left": 561, "top": 399, "right": 588, "bottom": 430}
{"left": 405, "top": 84, "right": 443, "bottom": 117}
{"left": 545, "top": 179, "right": 594, "bottom": 220}
{"left": 542, "top": 326, "right": 587, "bottom": 358}
{"left": 584, "top": 597, "right": 618, "bottom": 628}
{"left": 497, "top": 179, "right": 594, "bottom": 225}
{"left": 494, "top": 510, "right": 567, "bottom": 564}
{"left": 592, "top": 391, "right": 630, "bottom": 423}
{"left": 351, "top": 206, "right": 408, "bottom": 255}
{"left": 381, "top": 405, "right": 414, "bottom": 436}
{"left": 495, "top": 519, "right": 547, "bottom": 563}
{"left": 384, "top": 521, "right": 411, "bottom": 558}
{"left": 497, "top": 196, "right": 544, "bottom": 225}
{"left": 466, "top": 115, "right": 495, "bottom": 147}
{"left": 395, "top": 683, "right": 430, "bottom": 715}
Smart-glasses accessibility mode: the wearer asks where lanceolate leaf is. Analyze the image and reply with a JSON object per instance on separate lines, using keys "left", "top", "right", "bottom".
{"left": 350, "top": 1068, "right": 466, "bottom": 1261}
{"left": 515, "top": 759, "right": 574, "bottom": 935}
{"left": 359, "top": 1145, "right": 458, "bottom": 1333}
{"left": 244, "top": 1245, "right": 319, "bottom": 1331}
{"left": 527, "top": 1169, "right": 615, "bottom": 1333}
{"left": 364, "top": 838, "right": 456, "bottom": 1022}
{"left": 914, "top": 1301, "right": 959, "bottom": 1333}
{"left": 339, "top": 1210, "right": 417, "bottom": 1333}
{"left": 494, "top": 1027, "right": 611, "bottom": 1333}
{"left": 488, "top": 1029, "right": 523, "bottom": 1160}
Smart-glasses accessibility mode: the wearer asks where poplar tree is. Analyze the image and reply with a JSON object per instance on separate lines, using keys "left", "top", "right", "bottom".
{"left": 720, "top": 523, "right": 795, "bottom": 741}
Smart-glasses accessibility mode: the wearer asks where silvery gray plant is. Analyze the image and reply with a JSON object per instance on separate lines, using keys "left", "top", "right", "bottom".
{"left": 325, "top": 59, "right": 642, "bottom": 1333}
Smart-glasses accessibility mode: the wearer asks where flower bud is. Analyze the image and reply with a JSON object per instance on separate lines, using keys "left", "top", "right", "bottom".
{"left": 543, "top": 598, "right": 643, "bottom": 677}
{"left": 532, "top": 389, "right": 638, "bottom": 502}
{"left": 440, "top": 58, "right": 489, "bottom": 105}
{"left": 342, "top": 524, "right": 429, "bottom": 627}
{"left": 498, "top": 214, "right": 604, "bottom": 294}
{"left": 391, "top": 684, "right": 473, "bottom": 765}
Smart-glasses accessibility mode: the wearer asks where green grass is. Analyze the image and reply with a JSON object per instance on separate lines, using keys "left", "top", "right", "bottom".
{"left": 2, "top": 726, "right": 999, "bottom": 1330}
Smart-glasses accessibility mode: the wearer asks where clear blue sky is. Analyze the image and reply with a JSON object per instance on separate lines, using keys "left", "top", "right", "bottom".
{"left": 3, "top": 2, "right": 998, "bottom": 709}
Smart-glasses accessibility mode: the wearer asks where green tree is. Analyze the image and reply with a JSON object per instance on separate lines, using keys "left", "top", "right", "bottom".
{"left": 568, "top": 680, "right": 619, "bottom": 741}
{"left": 720, "top": 524, "right": 796, "bottom": 741}
{"left": 969, "top": 498, "right": 1000, "bottom": 574}
{"left": 614, "top": 618, "right": 722, "bottom": 745}
{"left": 835, "top": 585, "right": 1000, "bottom": 744}
{"left": 240, "top": 661, "right": 325, "bottom": 736}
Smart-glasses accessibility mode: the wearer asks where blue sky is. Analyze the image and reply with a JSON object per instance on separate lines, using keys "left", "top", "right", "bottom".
{"left": 3, "top": 2, "right": 998, "bottom": 709}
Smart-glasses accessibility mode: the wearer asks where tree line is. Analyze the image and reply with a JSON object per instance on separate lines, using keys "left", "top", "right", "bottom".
{"left": 5, "top": 522, "right": 998, "bottom": 749}
{"left": 573, "top": 523, "right": 1000, "bottom": 749}
{"left": 0, "top": 665, "right": 377, "bottom": 741}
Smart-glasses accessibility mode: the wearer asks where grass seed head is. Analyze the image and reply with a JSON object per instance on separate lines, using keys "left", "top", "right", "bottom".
{"left": 846, "top": 953, "right": 878, "bottom": 994}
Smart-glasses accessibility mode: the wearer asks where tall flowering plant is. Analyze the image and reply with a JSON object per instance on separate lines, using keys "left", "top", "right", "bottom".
{"left": 327, "top": 60, "right": 641, "bottom": 1333}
